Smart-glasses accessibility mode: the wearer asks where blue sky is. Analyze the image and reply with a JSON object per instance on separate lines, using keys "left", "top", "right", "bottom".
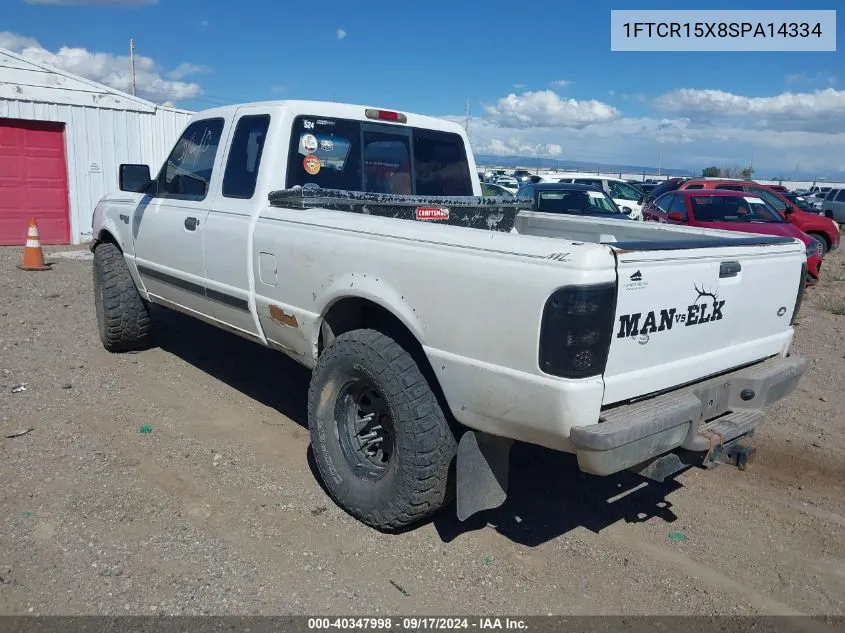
{"left": 2, "top": 0, "right": 843, "bottom": 177}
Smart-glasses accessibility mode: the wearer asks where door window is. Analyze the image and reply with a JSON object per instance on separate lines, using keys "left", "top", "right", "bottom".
{"left": 668, "top": 195, "right": 688, "bottom": 220}
{"left": 835, "top": 189, "right": 845, "bottom": 202}
{"left": 157, "top": 118, "right": 225, "bottom": 200}
{"left": 655, "top": 194, "right": 673, "bottom": 213}
{"left": 607, "top": 180, "right": 642, "bottom": 201}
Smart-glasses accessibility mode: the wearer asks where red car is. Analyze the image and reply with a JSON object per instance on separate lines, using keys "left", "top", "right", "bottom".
{"left": 677, "top": 179, "right": 840, "bottom": 256}
{"left": 643, "top": 189, "right": 823, "bottom": 286}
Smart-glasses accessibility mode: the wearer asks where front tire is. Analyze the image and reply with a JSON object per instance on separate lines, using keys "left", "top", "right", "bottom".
{"left": 93, "top": 241, "right": 151, "bottom": 353}
{"left": 308, "top": 329, "right": 456, "bottom": 530}
{"left": 809, "top": 233, "right": 830, "bottom": 256}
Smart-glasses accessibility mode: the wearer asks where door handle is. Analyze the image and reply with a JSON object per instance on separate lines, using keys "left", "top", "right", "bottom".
{"left": 720, "top": 261, "right": 741, "bottom": 278}
{"left": 184, "top": 216, "right": 199, "bottom": 231}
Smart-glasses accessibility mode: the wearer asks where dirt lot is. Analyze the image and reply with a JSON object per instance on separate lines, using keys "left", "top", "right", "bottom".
{"left": 0, "top": 243, "right": 843, "bottom": 617}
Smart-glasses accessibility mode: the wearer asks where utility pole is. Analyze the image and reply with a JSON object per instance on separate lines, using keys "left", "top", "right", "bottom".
{"left": 464, "top": 97, "right": 470, "bottom": 133}
{"left": 129, "top": 38, "right": 137, "bottom": 96}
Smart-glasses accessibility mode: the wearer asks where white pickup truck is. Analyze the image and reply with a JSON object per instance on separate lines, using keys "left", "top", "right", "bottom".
{"left": 90, "top": 100, "right": 808, "bottom": 530}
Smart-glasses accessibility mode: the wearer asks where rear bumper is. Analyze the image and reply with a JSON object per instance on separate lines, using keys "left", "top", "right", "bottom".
{"left": 570, "top": 354, "right": 807, "bottom": 475}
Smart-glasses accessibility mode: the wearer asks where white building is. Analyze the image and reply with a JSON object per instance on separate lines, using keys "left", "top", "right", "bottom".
{"left": 0, "top": 47, "right": 193, "bottom": 246}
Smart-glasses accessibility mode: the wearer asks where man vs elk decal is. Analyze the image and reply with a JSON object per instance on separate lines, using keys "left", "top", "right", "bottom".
{"left": 617, "top": 284, "right": 726, "bottom": 340}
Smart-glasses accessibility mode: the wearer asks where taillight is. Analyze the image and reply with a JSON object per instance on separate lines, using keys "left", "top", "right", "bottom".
{"left": 364, "top": 108, "right": 407, "bottom": 123}
{"left": 539, "top": 282, "right": 618, "bottom": 379}
{"left": 790, "top": 261, "right": 808, "bottom": 325}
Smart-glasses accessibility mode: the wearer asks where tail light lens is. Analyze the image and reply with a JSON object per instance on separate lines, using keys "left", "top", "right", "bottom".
{"left": 790, "top": 261, "right": 808, "bottom": 326}
{"left": 539, "top": 282, "right": 618, "bottom": 379}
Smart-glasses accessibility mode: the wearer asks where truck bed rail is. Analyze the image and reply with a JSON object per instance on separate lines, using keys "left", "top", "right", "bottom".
{"left": 268, "top": 186, "right": 530, "bottom": 232}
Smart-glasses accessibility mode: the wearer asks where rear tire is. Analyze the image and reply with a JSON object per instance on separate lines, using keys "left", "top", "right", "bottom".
{"left": 308, "top": 329, "right": 456, "bottom": 531}
{"left": 93, "top": 241, "right": 151, "bottom": 353}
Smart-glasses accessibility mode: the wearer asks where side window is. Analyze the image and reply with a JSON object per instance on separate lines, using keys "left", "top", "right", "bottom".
{"left": 836, "top": 189, "right": 845, "bottom": 202}
{"left": 222, "top": 115, "right": 270, "bottom": 199}
{"left": 751, "top": 187, "right": 787, "bottom": 212}
{"left": 715, "top": 184, "right": 744, "bottom": 191}
{"left": 157, "top": 118, "right": 225, "bottom": 200}
{"left": 668, "top": 195, "right": 688, "bottom": 220}
{"left": 655, "top": 194, "right": 674, "bottom": 213}
{"left": 684, "top": 184, "right": 704, "bottom": 189}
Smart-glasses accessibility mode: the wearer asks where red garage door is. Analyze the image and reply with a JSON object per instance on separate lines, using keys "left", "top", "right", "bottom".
{"left": 0, "top": 119, "right": 70, "bottom": 245}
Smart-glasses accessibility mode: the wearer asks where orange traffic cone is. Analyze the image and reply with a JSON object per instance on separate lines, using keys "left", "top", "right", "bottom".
{"left": 17, "top": 218, "right": 52, "bottom": 271}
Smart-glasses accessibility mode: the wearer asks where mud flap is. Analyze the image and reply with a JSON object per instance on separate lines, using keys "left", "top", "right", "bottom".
{"left": 456, "top": 431, "right": 513, "bottom": 521}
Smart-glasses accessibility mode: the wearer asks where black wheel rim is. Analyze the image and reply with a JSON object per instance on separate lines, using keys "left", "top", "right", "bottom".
{"left": 335, "top": 377, "right": 395, "bottom": 480}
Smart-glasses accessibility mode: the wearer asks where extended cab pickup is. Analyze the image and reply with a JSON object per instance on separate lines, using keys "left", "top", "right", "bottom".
{"left": 91, "top": 100, "right": 808, "bottom": 530}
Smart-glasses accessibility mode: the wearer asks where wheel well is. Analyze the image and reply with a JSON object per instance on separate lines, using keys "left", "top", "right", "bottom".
{"left": 95, "top": 230, "right": 120, "bottom": 250}
{"left": 808, "top": 231, "right": 830, "bottom": 251}
{"left": 319, "top": 297, "right": 455, "bottom": 424}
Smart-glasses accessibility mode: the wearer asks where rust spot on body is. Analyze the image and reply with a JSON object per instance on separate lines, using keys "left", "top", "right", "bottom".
{"left": 270, "top": 304, "right": 298, "bottom": 328}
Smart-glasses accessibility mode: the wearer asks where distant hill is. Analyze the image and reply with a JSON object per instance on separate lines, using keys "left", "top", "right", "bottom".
{"left": 474, "top": 155, "right": 693, "bottom": 177}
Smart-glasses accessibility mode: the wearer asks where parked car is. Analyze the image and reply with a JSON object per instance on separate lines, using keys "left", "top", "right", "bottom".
{"left": 782, "top": 192, "right": 821, "bottom": 213}
{"left": 556, "top": 175, "right": 645, "bottom": 219}
{"left": 516, "top": 183, "right": 631, "bottom": 219}
{"left": 481, "top": 182, "right": 515, "bottom": 197}
{"left": 494, "top": 176, "right": 520, "bottom": 192}
{"left": 640, "top": 177, "right": 687, "bottom": 207}
{"left": 677, "top": 179, "right": 840, "bottom": 256}
{"left": 91, "top": 99, "right": 808, "bottom": 530}
{"left": 821, "top": 188, "right": 845, "bottom": 222}
{"left": 643, "top": 190, "right": 823, "bottom": 286}
{"left": 636, "top": 183, "right": 659, "bottom": 196}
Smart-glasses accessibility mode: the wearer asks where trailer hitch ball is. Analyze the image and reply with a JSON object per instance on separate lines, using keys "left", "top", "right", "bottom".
{"left": 740, "top": 389, "right": 755, "bottom": 401}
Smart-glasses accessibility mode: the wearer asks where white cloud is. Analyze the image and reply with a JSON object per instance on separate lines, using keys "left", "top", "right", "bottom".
{"left": 168, "top": 62, "right": 210, "bottom": 80}
{"left": 452, "top": 110, "right": 845, "bottom": 176}
{"left": 653, "top": 87, "right": 845, "bottom": 131}
{"left": 0, "top": 32, "right": 39, "bottom": 50}
{"left": 0, "top": 31, "right": 204, "bottom": 103}
{"left": 550, "top": 79, "right": 572, "bottom": 89}
{"left": 336, "top": 28, "right": 347, "bottom": 40}
{"left": 484, "top": 90, "right": 620, "bottom": 128}
{"left": 513, "top": 83, "right": 526, "bottom": 90}
{"left": 785, "top": 71, "right": 836, "bottom": 86}
{"left": 25, "top": 0, "right": 158, "bottom": 5}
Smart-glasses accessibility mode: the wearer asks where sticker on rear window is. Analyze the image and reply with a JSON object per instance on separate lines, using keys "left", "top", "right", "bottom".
{"left": 587, "top": 191, "right": 604, "bottom": 198}
{"left": 302, "top": 134, "right": 318, "bottom": 154}
{"left": 303, "top": 154, "right": 321, "bottom": 175}
{"left": 416, "top": 207, "right": 449, "bottom": 221}
{"left": 744, "top": 197, "right": 764, "bottom": 204}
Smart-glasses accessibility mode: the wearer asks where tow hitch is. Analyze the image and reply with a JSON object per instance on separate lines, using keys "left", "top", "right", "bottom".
{"left": 702, "top": 433, "right": 756, "bottom": 471}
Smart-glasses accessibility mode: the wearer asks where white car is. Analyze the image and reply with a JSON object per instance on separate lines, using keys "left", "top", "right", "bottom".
{"left": 90, "top": 99, "right": 808, "bottom": 530}
{"left": 557, "top": 175, "right": 645, "bottom": 220}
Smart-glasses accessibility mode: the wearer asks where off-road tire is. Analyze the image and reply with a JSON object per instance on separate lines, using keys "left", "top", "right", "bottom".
{"left": 93, "top": 241, "right": 151, "bottom": 352}
{"left": 308, "top": 329, "right": 457, "bottom": 531}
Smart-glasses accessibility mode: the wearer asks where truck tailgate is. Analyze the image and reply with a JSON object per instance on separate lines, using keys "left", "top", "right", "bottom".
{"left": 603, "top": 239, "right": 805, "bottom": 405}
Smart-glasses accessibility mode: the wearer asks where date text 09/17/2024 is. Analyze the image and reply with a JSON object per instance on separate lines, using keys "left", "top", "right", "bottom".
{"left": 307, "top": 618, "right": 528, "bottom": 630}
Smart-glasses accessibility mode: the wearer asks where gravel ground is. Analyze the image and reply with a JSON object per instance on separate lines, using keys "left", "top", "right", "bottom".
{"left": 0, "top": 243, "right": 843, "bottom": 617}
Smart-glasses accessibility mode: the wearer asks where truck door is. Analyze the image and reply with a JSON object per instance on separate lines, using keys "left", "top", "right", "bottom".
{"left": 132, "top": 117, "right": 227, "bottom": 314}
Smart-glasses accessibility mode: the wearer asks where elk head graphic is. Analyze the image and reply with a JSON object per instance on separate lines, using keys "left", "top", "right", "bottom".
{"left": 693, "top": 283, "right": 720, "bottom": 308}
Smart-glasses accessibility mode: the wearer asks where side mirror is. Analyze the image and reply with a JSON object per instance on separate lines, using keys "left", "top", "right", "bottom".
{"left": 784, "top": 205, "right": 795, "bottom": 215}
{"left": 667, "top": 211, "right": 684, "bottom": 222}
{"left": 637, "top": 196, "right": 644, "bottom": 205}
{"left": 119, "top": 164, "right": 152, "bottom": 193}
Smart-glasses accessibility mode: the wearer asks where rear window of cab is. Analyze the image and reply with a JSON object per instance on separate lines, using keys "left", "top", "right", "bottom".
{"left": 286, "top": 115, "right": 472, "bottom": 196}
